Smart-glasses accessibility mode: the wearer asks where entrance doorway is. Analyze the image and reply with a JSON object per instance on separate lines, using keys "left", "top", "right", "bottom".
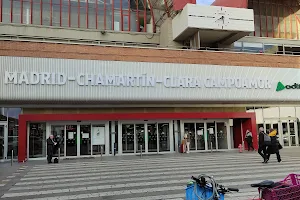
{"left": 121, "top": 121, "right": 171, "bottom": 154}
{"left": 181, "top": 120, "right": 229, "bottom": 151}
{"left": 281, "top": 120, "right": 298, "bottom": 147}
{"left": 44, "top": 122, "right": 107, "bottom": 159}
{"left": 51, "top": 125, "right": 65, "bottom": 157}
{"left": 0, "top": 124, "right": 7, "bottom": 160}
{"left": 264, "top": 118, "right": 299, "bottom": 147}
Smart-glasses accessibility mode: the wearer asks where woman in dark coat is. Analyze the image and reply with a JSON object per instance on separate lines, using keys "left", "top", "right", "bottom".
{"left": 265, "top": 129, "right": 281, "bottom": 163}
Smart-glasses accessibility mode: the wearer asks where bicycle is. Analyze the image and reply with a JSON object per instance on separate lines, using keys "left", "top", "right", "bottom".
{"left": 250, "top": 174, "right": 300, "bottom": 200}
{"left": 186, "top": 174, "right": 239, "bottom": 200}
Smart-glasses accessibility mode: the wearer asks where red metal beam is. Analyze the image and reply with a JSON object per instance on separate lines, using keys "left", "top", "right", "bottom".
{"left": 50, "top": 0, "right": 53, "bottom": 26}
{"left": 211, "top": 0, "right": 248, "bottom": 8}
{"left": 163, "top": 0, "right": 170, "bottom": 18}
{"left": 77, "top": 0, "right": 80, "bottom": 28}
{"left": 120, "top": 0, "right": 123, "bottom": 31}
{"left": 30, "top": 0, "right": 33, "bottom": 24}
{"left": 86, "top": 0, "right": 88, "bottom": 28}
{"left": 112, "top": 0, "right": 115, "bottom": 30}
{"left": 60, "top": 0, "right": 62, "bottom": 26}
{"left": 10, "top": 0, "right": 13, "bottom": 23}
{"left": 0, "top": 0, "right": 2, "bottom": 22}
{"left": 95, "top": 0, "right": 98, "bottom": 29}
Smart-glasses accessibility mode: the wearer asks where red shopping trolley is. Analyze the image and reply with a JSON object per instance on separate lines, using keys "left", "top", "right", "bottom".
{"left": 251, "top": 174, "right": 300, "bottom": 200}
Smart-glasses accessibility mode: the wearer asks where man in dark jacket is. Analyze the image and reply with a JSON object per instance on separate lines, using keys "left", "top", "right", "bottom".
{"left": 47, "top": 134, "right": 57, "bottom": 164}
{"left": 258, "top": 127, "right": 267, "bottom": 163}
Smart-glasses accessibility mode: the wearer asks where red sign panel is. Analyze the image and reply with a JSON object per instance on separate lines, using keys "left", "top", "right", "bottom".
{"left": 211, "top": 0, "right": 248, "bottom": 8}
{"left": 173, "top": 0, "right": 196, "bottom": 11}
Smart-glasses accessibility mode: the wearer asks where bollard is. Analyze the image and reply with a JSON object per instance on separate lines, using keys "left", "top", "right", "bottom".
{"left": 100, "top": 146, "right": 103, "bottom": 160}
{"left": 58, "top": 147, "right": 60, "bottom": 163}
{"left": 140, "top": 145, "right": 142, "bottom": 158}
{"left": 11, "top": 150, "right": 13, "bottom": 166}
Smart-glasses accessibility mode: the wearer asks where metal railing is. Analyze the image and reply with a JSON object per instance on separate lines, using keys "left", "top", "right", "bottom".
{"left": 1, "top": 33, "right": 300, "bottom": 56}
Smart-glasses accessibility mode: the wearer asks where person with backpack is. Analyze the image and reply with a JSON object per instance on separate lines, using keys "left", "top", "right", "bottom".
{"left": 265, "top": 129, "right": 282, "bottom": 163}
{"left": 258, "top": 127, "right": 268, "bottom": 163}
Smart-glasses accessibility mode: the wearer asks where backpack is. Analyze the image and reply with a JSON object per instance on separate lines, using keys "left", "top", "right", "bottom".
{"left": 264, "top": 133, "right": 271, "bottom": 145}
{"left": 54, "top": 158, "right": 59, "bottom": 163}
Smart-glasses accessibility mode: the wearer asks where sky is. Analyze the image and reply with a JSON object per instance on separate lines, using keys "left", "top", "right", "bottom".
{"left": 196, "top": 0, "right": 215, "bottom": 5}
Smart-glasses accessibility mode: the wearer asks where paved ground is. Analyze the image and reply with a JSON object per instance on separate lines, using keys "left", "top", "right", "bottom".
{"left": 1, "top": 148, "right": 300, "bottom": 200}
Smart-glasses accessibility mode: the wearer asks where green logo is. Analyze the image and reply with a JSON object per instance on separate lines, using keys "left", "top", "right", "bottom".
{"left": 276, "top": 82, "right": 300, "bottom": 92}
{"left": 276, "top": 82, "right": 285, "bottom": 91}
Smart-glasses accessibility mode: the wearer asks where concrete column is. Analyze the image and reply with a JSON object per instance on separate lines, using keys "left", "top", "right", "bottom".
{"left": 295, "top": 121, "right": 299, "bottom": 146}
{"left": 27, "top": 124, "right": 30, "bottom": 159}
{"left": 43, "top": 123, "right": 50, "bottom": 157}
{"left": 105, "top": 122, "right": 110, "bottom": 156}
{"left": 204, "top": 122, "right": 208, "bottom": 150}
{"left": 159, "top": 18, "right": 182, "bottom": 48}
{"left": 226, "top": 121, "right": 231, "bottom": 150}
{"left": 111, "top": 121, "right": 115, "bottom": 155}
{"left": 169, "top": 121, "right": 174, "bottom": 152}
{"left": 76, "top": 124, "right": 80, "bottom": 157}
{"left": 118, "top": 121, "right": 122, "bottom": 155}
{"left": 180, "top": 120, "right": 185, "bottom": 141}
{"left": 64, "top": 125, "right": 67, "bottom": 157}
{"left": 174, "top": 120, "right": 179, "bottom": 152}
{"left": 145, "top": 122, "right": 148, "bottom": 153}
{"left": 3, "top": 125, "right": 7, "bottom": 159}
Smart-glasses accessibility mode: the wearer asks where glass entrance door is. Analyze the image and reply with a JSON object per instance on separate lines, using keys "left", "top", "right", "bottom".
{"left": 122, "top": 124, "right": 134, "bottom": 153}
{"left": 158, "top": 123, "right": 170, "bottom": 152}
{"left": 51, "top": 125, "right": 65, "bottom": 157}
{"left": 289, "top": 121, "right": 297, "bottom": 146}
{"left": 183, "top": 123, "right": 196, "bottom": 151}
{"left": 216, "top": 122, "right": 228, "bottom": 149}
{"left": 281, "top": 120, "right": 298, "bottom": 147}
{"left": 66, "top": 125, "right": 77, "bottom": 156}
{"left": 195, "top": 123, "right": 205, "bottom": 150}
{"left": 29, "top": 123, "right": 46, "bottom": 158}
{"left": 207, "top": 122, "right": 217, "bottom": 150}
{"left": 181, "top": 121, "right": 228, "bottom": 151}
{"left": 0, "top": 125, "right": 5, "bottom": 160}
{"left": 135, "top": 124, "right": 145, "bottom": 153}
{"left": 148, "top": 123, "right": 157, "bottom": 152}
{"left": 80, "top": 125, "right": 91, "bottom": 155}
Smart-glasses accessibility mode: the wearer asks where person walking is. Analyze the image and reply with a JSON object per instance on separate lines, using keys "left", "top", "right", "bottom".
{"left": 185, "top": 132, "right": 191, "bottom": 154}
{"left": 47, "top": 134, "right": 57, "bottom": 164}
{"left": 245, "top": 130, "right": 254, "bottom": 151}
{"left": 265, "top": 129, "right": 282, "bottom": 163}
{"left": 258, "top": 127, "right": 267, "bottom": 163}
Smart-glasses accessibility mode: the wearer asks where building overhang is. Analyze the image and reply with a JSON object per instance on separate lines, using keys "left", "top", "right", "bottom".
{"left": 172, "top": 4, "right": 254, "bottom": 44}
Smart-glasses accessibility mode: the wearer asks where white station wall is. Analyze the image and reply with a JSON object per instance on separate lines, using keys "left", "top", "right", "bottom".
{"left": 172, "top": 4, "right": 254, "bottom": 40}
{"left": 0, "top": 56, "right": 300, "bottom": 102}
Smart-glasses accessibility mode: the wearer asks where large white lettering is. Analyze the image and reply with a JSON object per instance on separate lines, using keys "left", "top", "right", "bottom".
{"left": 5, "top": 72, "right": 17, "bottom": 84}
{"left": 3, "top": 71, "right": 273, "bottom": 90}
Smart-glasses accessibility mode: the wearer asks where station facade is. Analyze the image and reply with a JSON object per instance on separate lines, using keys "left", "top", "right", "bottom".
{"left": 0, "top": 0, "right": 300, "bottom": 162}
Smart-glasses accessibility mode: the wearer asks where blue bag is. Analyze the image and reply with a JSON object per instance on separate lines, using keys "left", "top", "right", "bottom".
{"left": 186, "top": 183, "right": 225, "bottom": 200}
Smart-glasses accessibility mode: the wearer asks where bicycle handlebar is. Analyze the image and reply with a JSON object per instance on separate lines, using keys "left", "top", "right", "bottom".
{"left": 227, "top": 188, "right": 239, "bottom": 192}
{"left": 191, "top": 176, "right": 239, "bottom": 193}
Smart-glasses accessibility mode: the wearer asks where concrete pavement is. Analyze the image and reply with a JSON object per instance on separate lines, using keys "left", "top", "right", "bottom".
{"left": 1, "top": 149, "right": 300, "bottom": 200}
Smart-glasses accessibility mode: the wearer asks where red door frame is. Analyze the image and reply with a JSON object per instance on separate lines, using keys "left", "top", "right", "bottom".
{"left": 18, "top": 112, "right": 257, "bottom": 162}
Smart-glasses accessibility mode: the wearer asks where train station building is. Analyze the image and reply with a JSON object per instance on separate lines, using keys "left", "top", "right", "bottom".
{"left": 0, "top": 0, "right": 299, "bottom": 162}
